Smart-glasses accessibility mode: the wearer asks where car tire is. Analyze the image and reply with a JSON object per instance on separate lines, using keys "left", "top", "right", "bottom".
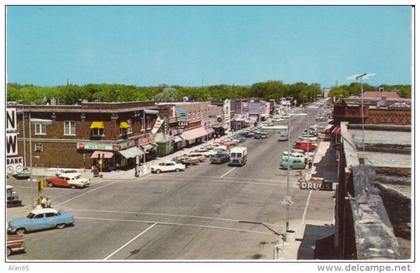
{"left": 7, "top": 247, "right": 11, "bottom": 257}
{"left": 56, "top": 223, "right": 66, "bottom": 229}
{"left": 48, "top": 182, "right": 53, "bottom": 187}
{"left": 175, "top": 168, "right": 180, "bottom": 172}
{"left": 155, "top": 169, "right": 161, "bottom": 174}
{"left": 16, "top": 228, "right": 25, "bottom": 235}
{"left": 71, "top": 185, "right": 76, "bottom": 189}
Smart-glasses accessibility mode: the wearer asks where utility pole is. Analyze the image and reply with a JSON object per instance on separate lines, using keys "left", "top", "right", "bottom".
{"left": 286, "top": 115, "right": 291, "bottom": 232}
{"left": 28, "top": 112, "right": 34, "bottom": 208}
{"left": 355, "top": 73, "right": 367, "bottom": 152}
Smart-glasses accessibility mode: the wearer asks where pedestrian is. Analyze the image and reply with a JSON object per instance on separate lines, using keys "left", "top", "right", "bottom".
{"left": 41, "top": 196, "right": 47, "bottom": 208}
{"left": 46, "top": 197, "right": 52, "bottom": 208}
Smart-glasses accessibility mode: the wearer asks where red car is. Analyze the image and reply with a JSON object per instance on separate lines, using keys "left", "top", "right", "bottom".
{"left": 46, "top": 173, "right": 90, "bottom": 189}
{"left": 294, "top": 141, "right": 317, "bottom": 152}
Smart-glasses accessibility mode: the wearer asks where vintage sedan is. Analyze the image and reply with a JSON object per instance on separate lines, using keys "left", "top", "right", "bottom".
{"left": 7, "top": 234, "right": 25, "bottom": 257}
{"left": 8, "top": 208, "right": 75, "bottom": 235}
{"left": 150, "top": 161, "right": 186, "bottom": 173}
{"left": 46, "top": 173, "right": 90, "bottom": 189}
{"left": 210, "top": 152, "right": 230, "bottom": 164}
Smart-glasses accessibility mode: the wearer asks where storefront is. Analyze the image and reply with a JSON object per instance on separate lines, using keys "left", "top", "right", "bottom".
{"left": 181, "top": 127, "right": 208, "bottom": 147}
{"left": 90, "top": 151, "right": 115, "bottom": 171}
{"left": 118, "top": 146, "right": 144, "bottom": 170}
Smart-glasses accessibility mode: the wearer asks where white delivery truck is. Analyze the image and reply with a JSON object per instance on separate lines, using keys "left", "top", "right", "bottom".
{"left": 229, "top": 146, "right": 248, "bottom": 166}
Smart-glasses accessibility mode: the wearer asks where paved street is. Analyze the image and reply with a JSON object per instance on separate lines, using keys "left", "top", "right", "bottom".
{"left": 7, "top": 107, "right": 335, "bottom": 260}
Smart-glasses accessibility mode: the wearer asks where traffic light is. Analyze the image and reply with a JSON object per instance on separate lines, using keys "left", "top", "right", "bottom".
{"left": 38, "top": 180, "right": 45, "bottom": 192}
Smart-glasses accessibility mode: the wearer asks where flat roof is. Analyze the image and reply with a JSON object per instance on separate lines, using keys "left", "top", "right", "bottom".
{"left": 348, "top": 129, "right": 411, "bottom": 146}
{"left": 361, "top": 151, "right": 411, "bottom": 169}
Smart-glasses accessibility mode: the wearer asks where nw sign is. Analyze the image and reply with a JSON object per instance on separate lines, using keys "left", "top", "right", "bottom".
{"left": 6, "top": 108, "right": 17, "bottom": 132}
{"left": 6, "top": 133, "right": 18, "bottom": 157}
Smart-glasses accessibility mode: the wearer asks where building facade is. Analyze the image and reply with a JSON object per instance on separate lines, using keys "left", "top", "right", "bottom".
{"left": 13, "top": 102, "right": 161, "bottom": 170}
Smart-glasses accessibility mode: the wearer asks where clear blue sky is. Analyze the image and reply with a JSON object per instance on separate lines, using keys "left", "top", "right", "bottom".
{"left": 7, "top": 6, "right": 412, "bottom": 88}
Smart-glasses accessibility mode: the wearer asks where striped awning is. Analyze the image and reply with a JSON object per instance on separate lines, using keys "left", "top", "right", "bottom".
{"left": 119, "top": 121, "right": 130, "bottom": 129}
{"left": 90, "top": 121, "right": 105, "bottom": 129}
{"left": 91, "top": 151, "right": 114, "bottom": 159}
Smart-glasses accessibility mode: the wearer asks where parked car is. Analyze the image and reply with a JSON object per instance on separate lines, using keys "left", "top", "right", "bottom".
{"left": 7, "top": 185, "right": 22, "bottom": 208}
{"left": 172, "top": 156, "right": 200, "bottom": 166}
{"left": 46, "top": 173, "right": 90, "bottom": 189}
{"left": 12, "top": 167, "right": 31, "bottom": 179}
{"left": 206, "top": 147, "right": 228, "bottom": 157}
{"left": 210, "top": 152, "right": 230, "bottom": 164}
{"left": 298, "top": 134, "right": 318, "bottom": 141}
{"left": 282, "top": 151, "right": 305, "bottom": 160}
{"left": 150, "top": 161, "right": 186, "bottom": 173}
{"left": 7, "top": 234, "right": 25, "bottom": 257}
{"left": 186, "top": 153, "right": 207, "bottom": 162}
{"left": 8, "top": 208, "right": 75, "bottom": 235}
{"left": 280, "top": 157, "right": 306, "bottom": 169}
{"left": 255, "top": 131, "right": 269, "bottom": 139}
{"left": 232, "top": 134, "right": 247, "bottom": 143}
{"left": 294, "top": 141, "right": 317, "bottom": 152}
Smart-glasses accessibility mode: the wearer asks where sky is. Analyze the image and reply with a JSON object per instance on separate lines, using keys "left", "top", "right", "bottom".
{"left": 6, "top": 6, "right": 412, "bottom": 88}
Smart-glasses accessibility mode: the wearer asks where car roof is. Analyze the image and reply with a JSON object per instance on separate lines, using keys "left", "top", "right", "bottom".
{"left": 31, "top": 208, "right": 58, "bottom": 214}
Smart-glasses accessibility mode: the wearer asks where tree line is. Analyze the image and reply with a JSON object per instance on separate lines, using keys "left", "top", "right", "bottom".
{"left": 7, "top": 81, "right": 411, "bottom": 105}
{"left": 7, "top": 81, "right": 320, "bottom": 105}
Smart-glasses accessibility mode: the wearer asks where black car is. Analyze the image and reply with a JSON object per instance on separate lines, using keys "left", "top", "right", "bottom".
{"left": 210, "top": 153, "right": 230, "bottom": 164}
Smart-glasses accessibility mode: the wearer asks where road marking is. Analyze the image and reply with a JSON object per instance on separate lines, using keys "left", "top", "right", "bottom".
{"left": 55, "top": 181, "right": 121, "bottom": 206}
{"left": 145, "top": 176, "right": 284, "bottom": 187}
{"left": 75, "top": 216, "right": 272, "bottom": 235}
{"left": 68, "top": 208, "right": 255, "bottom": 223}
{"left": 301, "top": 190, "right": 312, "bottom": 225}
{"left": 104, "top": 223, "right": 157, "bottom": 260}
{"left": 154, "top": 174, "right": 282, "bottom": 183}
{"left": 220, "top": 167, "right": 237, "bottom": 178}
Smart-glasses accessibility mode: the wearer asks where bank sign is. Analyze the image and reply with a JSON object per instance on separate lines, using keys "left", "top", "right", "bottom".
{"left": 6, "top": 108, "right": 24, "bottom": 174}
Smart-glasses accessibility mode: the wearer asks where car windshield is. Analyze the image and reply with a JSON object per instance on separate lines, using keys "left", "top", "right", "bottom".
{"left": 27, "top": 213, "right": 35, "bottom": 219}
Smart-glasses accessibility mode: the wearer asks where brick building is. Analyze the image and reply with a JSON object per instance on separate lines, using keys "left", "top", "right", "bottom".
{"left": 12, "top": 102, "right": 166, "bottom": 170}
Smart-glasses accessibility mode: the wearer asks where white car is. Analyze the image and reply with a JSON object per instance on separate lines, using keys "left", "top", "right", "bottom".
{"left": 150, "top": 161, "right": 186, "bottom": 174}
{"left": 186, "top": 153, "right": 207, "bottom": 162}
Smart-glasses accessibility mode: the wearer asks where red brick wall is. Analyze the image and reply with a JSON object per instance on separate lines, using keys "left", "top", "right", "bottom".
{"left": 366, "top": 109, "right": 411, "bottom": 125}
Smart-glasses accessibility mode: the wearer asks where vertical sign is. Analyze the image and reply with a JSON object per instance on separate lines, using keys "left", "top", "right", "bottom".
{"left": 6, "top": 107, "right": 23, "bottom": 173}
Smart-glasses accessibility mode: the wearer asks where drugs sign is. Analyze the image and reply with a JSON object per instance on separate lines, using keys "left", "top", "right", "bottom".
{"left": 300, "top": 177, "right": 333, "bottom": 191}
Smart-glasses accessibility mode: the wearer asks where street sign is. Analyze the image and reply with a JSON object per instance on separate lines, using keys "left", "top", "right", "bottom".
{"left": 6, "top": 157, "right": 24, "bottom": 174}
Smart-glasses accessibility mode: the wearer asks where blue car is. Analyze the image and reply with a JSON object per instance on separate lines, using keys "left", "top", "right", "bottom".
{"left": 8, "top": 208, "right": 75, "bottom": 235}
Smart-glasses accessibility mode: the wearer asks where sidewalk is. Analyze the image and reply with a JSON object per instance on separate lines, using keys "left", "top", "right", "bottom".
{"left": 29, "top": 128, "right": 249, "bottom": 181}
{"left": 277, "top": 141, "right": 337, "bottom": 260}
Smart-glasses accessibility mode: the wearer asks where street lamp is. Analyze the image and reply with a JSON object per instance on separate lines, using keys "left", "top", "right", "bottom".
{"left": 347, "top": 73, "right": 376, "bottom": 152}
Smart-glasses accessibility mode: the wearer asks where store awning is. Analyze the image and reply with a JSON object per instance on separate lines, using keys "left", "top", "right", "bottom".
{"left": 332, "top": 127, "right": 341, "bottom": 135}
{"left": 90, "top": 121, "right": 105, "bottom": 129}
{"left": 172, "top": 136, "right": 183, "bottom": 143}
{"left": 119, "top": 147, "right": 144, "bottom": 159}
{"left": 181, "top": 127, "right": 208, "bottom": 141}
{"left": 141, "top": 144, "right": 156, "bottom": 151}
{"left": 144, "top": 109, "right": 159, "bottom": 115}
{"left": 119, "top": 121, "right": 130, "bottom": 129}
{"left": 91, "top": 151, "right": 114, "bottom": 159}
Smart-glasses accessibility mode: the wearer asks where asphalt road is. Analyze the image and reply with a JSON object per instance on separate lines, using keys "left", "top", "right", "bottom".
{"left": 7, "top": 105, "right": 334, "bottom": 260}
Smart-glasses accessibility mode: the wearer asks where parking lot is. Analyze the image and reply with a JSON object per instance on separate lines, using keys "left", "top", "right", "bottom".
{"left": 7, "top": 107, "right": 335, "bottom": 260}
